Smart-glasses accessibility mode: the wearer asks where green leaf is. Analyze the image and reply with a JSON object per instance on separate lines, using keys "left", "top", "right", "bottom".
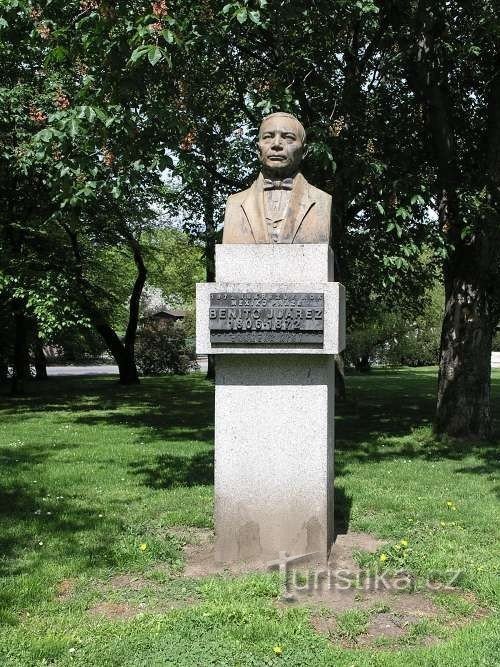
{"left": 68, "top": 118, "right": 79, "bottom": 138}
{"left": 396, "top": 206, "right": 410, "bottom": 220}
{"left": 148, "top": 46, "right": 162, "bottom": 66}
{"left": 248, "top": 10, "right": 260, "bottom": 24}
{"left": 222, "top": 3, "right": 233, "bottom": 14}
{"left": 236, "top": 7, "right": 248, "bottom": 23}
{"left": 48, "top": 45, "right": 68, "bottom": 62}
{"left": 376, "top": 202, "right": 385, "bottom": 214}
{"left": 130, "top": 45, "right": 150, "bottom": 63}
{"left": 36, "top": 128, "right": 53, "bottom": 143}
{"left": 94, "top": 108, "right": 108, "bottom": 123}
{"left": 161, "top": 29, "right": 174, "bottom": 43}
{"left": 0, "top": 18, "right": 8, "bottom": 29}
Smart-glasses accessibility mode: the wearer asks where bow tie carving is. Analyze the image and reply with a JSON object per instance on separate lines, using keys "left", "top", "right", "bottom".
{"left": 263, "top": 178, "right": 294, "bottom": 191}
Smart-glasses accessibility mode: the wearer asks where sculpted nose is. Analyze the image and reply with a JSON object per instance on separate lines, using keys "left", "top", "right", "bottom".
{"left": 271, "top": 137, "right": 283, "bottom": 150}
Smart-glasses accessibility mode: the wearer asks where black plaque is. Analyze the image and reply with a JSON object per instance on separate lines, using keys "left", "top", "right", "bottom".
{"left": 209, "top": 292, "right": 324, "bottom": 344}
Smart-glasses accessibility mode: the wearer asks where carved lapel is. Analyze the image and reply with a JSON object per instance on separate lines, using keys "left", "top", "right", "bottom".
{"left": 279, "top": 173, "right": 314, "bottom": 243}
{"left": 241, "top": 174, "right": 268, "bottom": 243}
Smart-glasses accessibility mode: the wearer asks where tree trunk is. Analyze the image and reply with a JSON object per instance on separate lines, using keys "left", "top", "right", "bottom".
{"left": 94, "top": 321, "right": 139, "bottom": 385}
{"left": 11, "top": 305, "right": 29, "bottom": 395}
{"left": 117, "top": 347, "right": 140, "bottom": 384}
{"left": 436, "top": 272, "right": 493, "bottom": 439}
{"left": 0, "top": 363, "right": 8, "bottom": 383}
{"left": 62, "top": 221, "right": 145, "bottom": 385}
{"left": 121, "top": 230, "right": 147, "bottom": 385}
{"left": 404, "top": 3, "right": 495, "bottom": 439}
{"left": 34, "top": 336, "right": 48, "bottom": 380}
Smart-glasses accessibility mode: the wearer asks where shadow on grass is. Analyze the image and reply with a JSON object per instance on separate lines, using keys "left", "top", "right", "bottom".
{"left": 334, "top": 368, "right": 499, "bottom": 486}
{"left": 0, "top": 457, "right": 126, "bottom": 578}
{"left": 0, "top": 369, "right": 498, "bottom": 575}
{"left": 0, "top": 373, "right": 214, "bottom": 446}
{"left": 130, "top": 450, "right": 214, "bottom": 489}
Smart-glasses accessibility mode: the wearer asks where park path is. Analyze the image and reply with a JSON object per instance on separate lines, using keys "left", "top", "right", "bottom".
{"left": 47, "top": 356, "right": 209, "bottom": 377}
{"left": 46, "top": 354, "right": 499, "bottom": 376}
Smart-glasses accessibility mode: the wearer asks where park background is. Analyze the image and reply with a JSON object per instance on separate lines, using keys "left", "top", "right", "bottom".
{"left": 0, "top": 1, "right": 499, "bottom": 665}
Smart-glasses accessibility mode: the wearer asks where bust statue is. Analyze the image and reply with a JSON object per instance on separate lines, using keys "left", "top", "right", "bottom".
{"left": 222, "top": 112, "right": 332, "bottom": 245}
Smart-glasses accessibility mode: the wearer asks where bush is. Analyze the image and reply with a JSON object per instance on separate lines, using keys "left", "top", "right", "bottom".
{"left": 345, "top": 284, "right": 444, "bottom": 369}
{"left": 135, "top": 319, "right": 198, "bottom": 376}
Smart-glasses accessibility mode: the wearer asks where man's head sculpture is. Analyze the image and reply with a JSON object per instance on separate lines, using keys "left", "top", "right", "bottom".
{"left": 257, "top": 112, "right": 307, "bottom": 179}
{"left": 222, "top": 111, "right": 331, "bottom": 245}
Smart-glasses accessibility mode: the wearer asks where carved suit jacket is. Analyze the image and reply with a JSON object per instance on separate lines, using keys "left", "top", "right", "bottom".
{"left": 222, "top": 172, "right": 332, "bottom": 245}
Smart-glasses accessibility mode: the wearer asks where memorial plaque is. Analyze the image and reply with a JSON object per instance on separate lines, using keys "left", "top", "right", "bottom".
{"left": 209, "top": 292, "right": 324, "bottom": 344}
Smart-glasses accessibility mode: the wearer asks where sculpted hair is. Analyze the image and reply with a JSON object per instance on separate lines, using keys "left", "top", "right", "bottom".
{"left": 259, "top": 112, "right": 306, "bottom": 143}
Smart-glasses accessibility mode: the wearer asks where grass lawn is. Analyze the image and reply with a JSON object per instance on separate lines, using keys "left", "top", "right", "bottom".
{"left": 0, "top": 367, "right": 498, "bottom": 666}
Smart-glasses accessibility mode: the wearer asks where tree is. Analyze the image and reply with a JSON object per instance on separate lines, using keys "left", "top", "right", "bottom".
{"left": 391, "top": 0, "right": 500, "bottom": 437}
{"left": 144, "top": 227, "right": 205, "bottom": 308}
{"left": 0, "top": 0, "right": 181, "bottom": 384}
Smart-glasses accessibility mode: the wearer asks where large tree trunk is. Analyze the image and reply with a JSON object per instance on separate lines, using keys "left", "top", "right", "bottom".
{"left": 11, "top": 304, "right": 30, "bottom": 395}
{"left": 436, "top": 268, "right": 493, "bottom": 439}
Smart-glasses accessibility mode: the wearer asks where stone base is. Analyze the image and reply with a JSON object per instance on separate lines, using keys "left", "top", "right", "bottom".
{"left": 214, "top": 354, "right": 335, "bottom": 564}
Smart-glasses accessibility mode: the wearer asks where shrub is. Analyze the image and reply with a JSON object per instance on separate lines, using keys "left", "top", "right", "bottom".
{"left": 135, "top": 319, "right": 198, "bottom": 376}
{"left": 345, "top": 284, "right": 443, "bottom": 369}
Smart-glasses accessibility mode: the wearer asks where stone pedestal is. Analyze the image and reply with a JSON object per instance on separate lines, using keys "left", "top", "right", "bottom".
{"left": 196, "top": 244, "right": 345, "bottom": 565}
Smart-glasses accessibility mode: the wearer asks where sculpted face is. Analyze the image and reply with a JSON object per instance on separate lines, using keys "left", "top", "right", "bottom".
{"left": 257, "top": 115, "right": 305, "bottom": 178}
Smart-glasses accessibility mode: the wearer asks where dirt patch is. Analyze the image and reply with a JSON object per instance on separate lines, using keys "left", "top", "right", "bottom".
{"left": 183, "top": 539, "right": 270, "bottom": 577}
{"left": 309, "top": 605, "right": 438, "bottom": 648}
{"left": 171, "top": 526, "right": 268, "bottom": 577}
{"left": 56, "top": 579, "right": 75, "bottom": 601}
{"left": 329, "top": 532, "right": 387, "bottom": 575}
{"left": 88, "top": 601, "right": 143, "bottom": 620}
{"left": 179, "top": 529, "right": 386, "bottom": 579}
{"left": 278, "top": 584, "right": 442, "bottom": 614}
{"left": 107, "top": 574, "right": 152, "bottom": 592}
{"left": 168, "top": 526, "right": 214, "bottom": 546}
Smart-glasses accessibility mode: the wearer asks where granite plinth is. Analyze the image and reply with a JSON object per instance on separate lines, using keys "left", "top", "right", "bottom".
{"left": 215, "top": 355, "right": 335, "bottom": 563}
{"left": 215, "top": 244, "right": 334, "bottom": 282}
{"left": 196, "top": 244, "right": 344, "bottom": 564}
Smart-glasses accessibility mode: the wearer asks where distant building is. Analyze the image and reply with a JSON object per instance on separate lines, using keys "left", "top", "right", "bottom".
{"left": 141, "top": 309, "right": 186, "bottom": 324}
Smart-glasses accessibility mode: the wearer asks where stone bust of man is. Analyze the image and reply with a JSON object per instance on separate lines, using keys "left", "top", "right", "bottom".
{"left": 222, "top": 112, "right": 331, "bottom": 245}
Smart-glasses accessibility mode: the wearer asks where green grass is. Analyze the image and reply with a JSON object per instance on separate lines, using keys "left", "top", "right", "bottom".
{"left": 0, "top": 368, "right": 498, "bottom": 666}
{"left": 334, "top": 609, "right": 370, "bottom": 642}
